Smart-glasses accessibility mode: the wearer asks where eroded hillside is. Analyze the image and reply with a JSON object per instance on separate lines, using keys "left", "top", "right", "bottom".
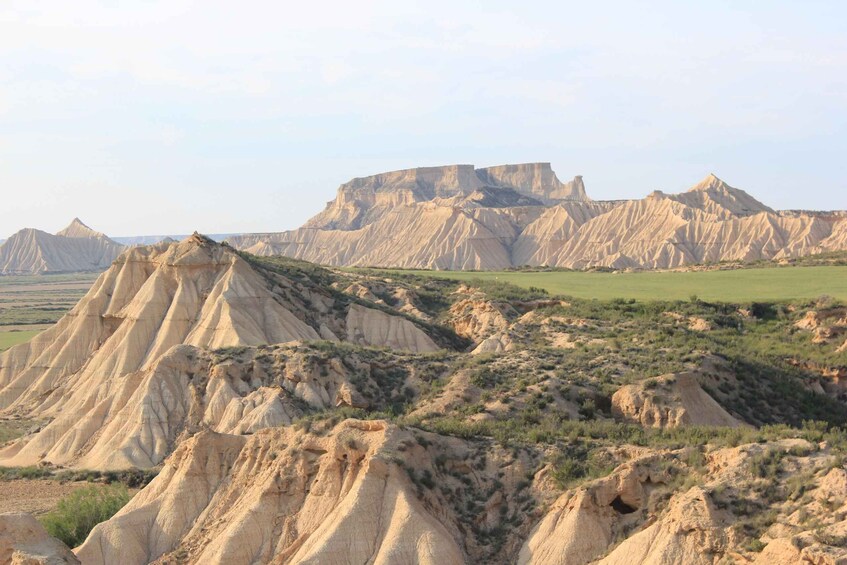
{"left": 1, "top": 241, "right": 846, "bottom": 564}
{"left": 227, "top": 165, "right": 847, "bottom": 270}
{"left": 0, "top": 218, "right": 125, "bottom": 275}
{"left": 0, "top": 235, "right": 463, "bottom": 470}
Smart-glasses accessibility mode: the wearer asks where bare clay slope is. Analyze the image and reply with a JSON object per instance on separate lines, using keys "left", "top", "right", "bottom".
{"left": 76, "top": 421, "right": 467, "bottom": 565}
{"left": 0, "top": 218, "right": 125, "bottom": 275}
{"left": 228, "top": 167, "right": 847, "bottom": 269}
{"left": 77, "top": 418, "right": 547, "bottom": 565}
{"left": 73, "top": 422, "right": 847, "bottom": 565}
{"left": 0, "top": 235, "right": 444, "bottom": 470}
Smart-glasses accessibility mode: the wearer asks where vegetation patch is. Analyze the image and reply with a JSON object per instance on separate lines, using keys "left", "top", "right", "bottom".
{"left": 376, "top": 265, "right": 847, "bottom": 302}
{"left": 40, "top": 484, "right": 131, "bottom": 547}
{"left": 0, "top": 466, "right": 158, "bottom": 488}
{"left": 0, "top": 329, "right": 41, "bottom": 351}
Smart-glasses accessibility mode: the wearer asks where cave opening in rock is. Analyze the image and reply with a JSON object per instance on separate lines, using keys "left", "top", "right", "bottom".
{"left": 610, "top": 495, "right": 637, "bottom": 514}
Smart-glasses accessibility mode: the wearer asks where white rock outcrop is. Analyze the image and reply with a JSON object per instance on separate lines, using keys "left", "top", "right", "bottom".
{"left": 612, "top": 371, "right": 742, "bottom": 429}
{"left": 0, "top": 512, "right": 80, "bottom": 564}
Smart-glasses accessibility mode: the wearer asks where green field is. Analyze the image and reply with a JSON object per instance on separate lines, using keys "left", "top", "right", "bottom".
{"left": 0, "top": 273, "right": 96, "bottom": 352}
{"left": 0, "top": 330, "right": 41, "bottom": 352}
{"left": 382, "top": 265, "right": 847, "bottom": 302}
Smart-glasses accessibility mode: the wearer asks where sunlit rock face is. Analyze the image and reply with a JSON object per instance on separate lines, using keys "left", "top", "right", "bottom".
{"left": 228, "top": 167, "right": 847, "bottom": 270}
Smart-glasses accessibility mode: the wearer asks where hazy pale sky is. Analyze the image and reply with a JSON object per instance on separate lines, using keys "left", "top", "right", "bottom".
{"left": 1, "top": 0, "right": 845, "bottom": 237}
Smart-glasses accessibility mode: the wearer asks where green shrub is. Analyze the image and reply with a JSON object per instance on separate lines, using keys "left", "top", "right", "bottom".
{"left": 40, "top": 484, "right": 131, "bottom": 548}
{"left": 746, "top": 538, "right": 767, "bottom": 552}
{"left": 0, "top": 466, "right": 52, "bottom": 480}
{"left": 748, "top": 450, "right": 784, "bottom": 479}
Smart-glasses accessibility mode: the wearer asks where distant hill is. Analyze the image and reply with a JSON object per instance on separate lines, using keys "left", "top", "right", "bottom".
{"left": 0, "top": 218, "right": 125, "bottom": 275}
{"left": 227, "top": 164, "right": 847, "bottom": 270}
{"left": 112, "top": 233, "right": 239, "bottom": 245}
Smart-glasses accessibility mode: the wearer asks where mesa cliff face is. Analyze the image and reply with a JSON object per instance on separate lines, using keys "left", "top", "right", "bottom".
{"left": 301, "top": 163, "right": 588, "bottom": 232}
{"left": 0, "top": 218, "right": 125, "bottom": 275}
{"left": 228, "top": 168, "right": 847, "bottom": 269}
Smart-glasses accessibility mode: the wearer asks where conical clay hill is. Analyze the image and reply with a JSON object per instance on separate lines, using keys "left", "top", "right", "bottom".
{"left": 0, "top": 234, "right": 449, "bottom": 470}
{"left": 0, "top": 218, "right": 125, "bottom": 275}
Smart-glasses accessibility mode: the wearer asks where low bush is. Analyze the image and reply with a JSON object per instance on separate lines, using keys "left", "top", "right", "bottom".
{"left": 40, "top": 484, "right": 131, "bottom": 548}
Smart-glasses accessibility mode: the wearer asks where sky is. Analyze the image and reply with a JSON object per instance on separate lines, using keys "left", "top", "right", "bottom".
{"left": 1, "top": 0, "right": 845, "bottom": 237}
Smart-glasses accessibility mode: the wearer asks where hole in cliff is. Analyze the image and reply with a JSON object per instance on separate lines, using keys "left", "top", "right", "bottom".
{"left": 610, "top": 496, "right": 637, "bottom": 515}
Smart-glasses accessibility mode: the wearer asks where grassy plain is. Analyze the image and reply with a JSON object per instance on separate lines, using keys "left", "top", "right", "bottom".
{"left": 376, "top": 265, "right": 847, "bottom": 302}
{"left": 0, "top": 273, "right": 97, "bottom": 350}
{"left": 0, "top": 330, "right": 42, "bottom": 352}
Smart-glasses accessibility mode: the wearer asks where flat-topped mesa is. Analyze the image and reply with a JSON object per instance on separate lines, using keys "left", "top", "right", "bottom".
{"left": 476, "top": 163, "right": 589, "bottom": 203}
{"left": 343, "top": 164, "right": 482, "bottom": 199}
{"left": 305, "top": 164, "right": 483, "bottom": 230}
{"left": 305, "top": 162, "right": 586, "bottom": 230}
{"left": 226, "top": 167, "right": 847, "bottom": 270}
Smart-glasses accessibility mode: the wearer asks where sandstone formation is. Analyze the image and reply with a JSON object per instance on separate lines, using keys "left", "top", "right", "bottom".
{"left": 520, "top": 440, "right": 847, "bottom": 565}
{"left": 612, "top": 370, "right": 742, "bottom": 428}
{"left": 301, "top": 163, "right": 587, "bottom": 232}
{"left": 227, "top": 167, "right": 847, "bottom": 270}
{"left": 0, "top": 235, "right": 448, "bottom": 469}
{"left": 518, "top": 453, "right": 673, "bottom": 564}
{"left": 76, "top": 419, "right": 539, "bottom": 564}
{"left": 1, "top": 230, "right": 844, "bottom": 564}
{"left": 66, "top": 421, "right": 847, "bottom": 565}
{"left": 448, "top": 286, "right": 517, "bottom": 343}
{"left": 793, "top": 306, "right": 847, "bottom": 351}
{"left": 346, "top": 303, "right": 438, "bottom": 352}
{"left": 0, "top": 512, "right": 80, "bottom": 564}
{"left": 0, "top": 218, "right": 125, "bottom": 275}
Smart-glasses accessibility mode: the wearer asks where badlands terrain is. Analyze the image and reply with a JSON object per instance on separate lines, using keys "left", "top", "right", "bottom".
{"left": 227, "top": 163, "right": 847, "bottom": 270}
{"left": 0, "top": 232, "right": 846, "bottom": 563}
{"left": 0, "top": 217, "right": 239, "bottom": 276}
{"left": 0, "top": 219, "right": 125, "bottom": 276}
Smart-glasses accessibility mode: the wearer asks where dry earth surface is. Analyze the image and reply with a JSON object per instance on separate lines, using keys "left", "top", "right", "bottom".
{"left": 0, "top": 480, "right": 97, "bottom": 515}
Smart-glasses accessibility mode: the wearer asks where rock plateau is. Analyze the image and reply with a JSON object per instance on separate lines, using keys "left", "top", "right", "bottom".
{"left": 227, "top": 165, "right": 847, "bottom": 270}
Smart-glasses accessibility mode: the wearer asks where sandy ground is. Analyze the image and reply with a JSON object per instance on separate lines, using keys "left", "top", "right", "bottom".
{"left": 0, "top": 479, "right": 139, "bottom": 517}
{"left": 0, "top": 479, "right": 96, "bottom": 516}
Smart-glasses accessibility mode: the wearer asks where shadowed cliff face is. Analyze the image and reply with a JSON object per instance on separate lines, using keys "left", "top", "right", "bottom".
{"left": 475, "top": 163, "right": 587, "bottom": 203}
